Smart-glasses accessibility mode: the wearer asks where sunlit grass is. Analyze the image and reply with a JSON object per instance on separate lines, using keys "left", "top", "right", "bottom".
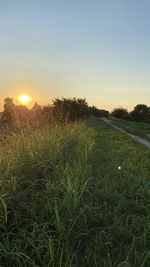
{"left": 0, "top": 121, "right": 95, "bottom": 266}
{"left": 0, "top": 118, "right": 150, "bottom": 266}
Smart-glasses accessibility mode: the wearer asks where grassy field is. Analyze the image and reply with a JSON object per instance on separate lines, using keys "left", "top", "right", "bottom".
{"left": 110, "top": 118, "right": 150, "bottom": 141}
{"left": 0, "top": 118, "right": 150, "bottom": 266}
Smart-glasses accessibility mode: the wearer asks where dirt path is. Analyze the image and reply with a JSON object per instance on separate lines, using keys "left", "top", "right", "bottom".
{"left": 102, "top": 118, "right": 150, "bottom": 149}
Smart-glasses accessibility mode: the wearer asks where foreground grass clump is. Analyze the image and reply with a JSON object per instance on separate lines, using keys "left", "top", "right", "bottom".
{"left": 0, "top": 121, "right": 95, "bottom": 267}
{"left": 0, "top": 118, "right": 150, "bottom": 267}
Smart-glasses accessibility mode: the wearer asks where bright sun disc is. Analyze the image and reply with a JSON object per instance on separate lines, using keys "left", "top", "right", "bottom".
{"left": 18, "top": 94, "right": 32, "bottom": 105}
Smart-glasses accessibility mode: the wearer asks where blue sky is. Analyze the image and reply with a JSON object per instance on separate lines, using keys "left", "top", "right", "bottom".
{"left": 0, "top": 0, "right": 150, "bottom": 110}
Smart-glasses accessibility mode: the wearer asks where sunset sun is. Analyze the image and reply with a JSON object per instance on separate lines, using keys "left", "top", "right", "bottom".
{"left": 17, "top": 94, "right": 32, "bottom": 105}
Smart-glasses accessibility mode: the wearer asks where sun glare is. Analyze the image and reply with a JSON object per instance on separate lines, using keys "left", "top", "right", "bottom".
{"left": 18, "top": 94, "right": 32, "bottom": 105}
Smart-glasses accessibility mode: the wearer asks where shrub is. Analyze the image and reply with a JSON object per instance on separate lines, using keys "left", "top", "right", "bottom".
{"left": 130, "top": 104, "right": 150, "bottom": 122}
{"left": 89, "top": 106, "right": 109, "bottom": 117}
{"left": 111, "top": 108, "right": 130, "bottom": 120}
{"left": 1, "top": 98, "right": 17, "bottom": 127}
{"left": 52, "top": 97, "right": 89, "bottom": 122}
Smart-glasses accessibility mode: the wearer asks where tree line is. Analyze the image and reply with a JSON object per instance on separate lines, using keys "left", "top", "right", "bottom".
{"left": 0, "top": 97, "right": 109, "bottom": 129}
{"left": 0, "top": 97, "right": 149, "bottom": 130}
{"left": 111, "top": 105, "right": 150, "bottom": 123}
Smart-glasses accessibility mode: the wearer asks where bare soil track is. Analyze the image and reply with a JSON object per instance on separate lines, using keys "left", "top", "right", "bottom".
{"left": 102, "top": 118, "right": 150, "bottom": 149}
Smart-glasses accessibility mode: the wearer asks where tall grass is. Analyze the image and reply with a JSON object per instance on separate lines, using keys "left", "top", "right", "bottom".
{"left": 1, "top": 118, "right": 150, "bottom": 266}
{"left": 0, "top": 121, "right": 95, "bottom": 267}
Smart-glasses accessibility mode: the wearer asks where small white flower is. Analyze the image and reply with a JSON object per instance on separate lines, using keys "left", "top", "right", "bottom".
{"left": 118, "top": 166, "right": 121, "bottom": 170}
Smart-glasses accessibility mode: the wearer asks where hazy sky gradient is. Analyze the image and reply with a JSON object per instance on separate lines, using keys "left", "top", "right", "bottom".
{"left": 0, "top": 0, "right": 150, "bottom": 110}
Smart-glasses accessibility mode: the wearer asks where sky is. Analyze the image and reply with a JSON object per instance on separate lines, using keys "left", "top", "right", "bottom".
{"left": 0, "top": 0, "right": 150, "bottom": 111}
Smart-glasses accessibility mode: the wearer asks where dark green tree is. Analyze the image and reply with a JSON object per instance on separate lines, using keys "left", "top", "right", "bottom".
{"left": 111, "top": 108, "right": 130, "bottom": 120}
{"left": 15, "top": 105, "right": 30, "bottom": 127}
{"left": 1, "top": 97, "right": 17, "bottom": 126}
{"left": 53, "top": 97, "right": 89, "bottom": 122}
{"left": 42, "top": 104, "right": 53, "bottom": 123}
{"left": 31, "top": 102, "right": 42, "bottom": 119}
{"left": 130, "top": 104, "right": 150, "bottom": 122}
{"left": 89, "top": 106, "right": 109, "bottom": 117}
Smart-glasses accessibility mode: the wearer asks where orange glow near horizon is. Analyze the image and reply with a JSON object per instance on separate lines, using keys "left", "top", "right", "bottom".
{"left": 17, "top": 94, "right": 32, "bottom": 105}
